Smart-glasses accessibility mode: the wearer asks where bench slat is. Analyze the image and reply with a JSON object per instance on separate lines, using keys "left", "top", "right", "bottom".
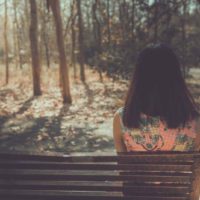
{"left": 0, "top": 180, "right": 191, "bottom": 195}
{"left": 0, "top": 169, "right": 192, "bottom": 176}
{"left": 0, "top": 170, "right": 192, "bottom": 183}
{"left": 0, "top": 189, "right": 190, "bottom": 200}
{"left": 0, "top": 152, "right": 196, "bottom": 163}
{"left": 0, "top": 162, "right": 192, "bottom": 171}
{"left": 0, "top": 157, "right": 194, "bottom": 164}
{"left": 0, "top": 180, "right": 191, "bottom": 186}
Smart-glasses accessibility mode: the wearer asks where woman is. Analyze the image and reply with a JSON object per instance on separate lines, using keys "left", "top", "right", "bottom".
{"left": 113, "top": 43, "right": 200, "bottom": 152}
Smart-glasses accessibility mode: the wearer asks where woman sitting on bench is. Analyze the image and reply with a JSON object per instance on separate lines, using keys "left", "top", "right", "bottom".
{"left": 113, "top": 43, "right": 200, "bottom": 152}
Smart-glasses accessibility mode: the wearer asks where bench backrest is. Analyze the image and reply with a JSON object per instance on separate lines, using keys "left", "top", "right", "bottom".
{"left": 0, "top": 151, "right": 200, "bottom": 200}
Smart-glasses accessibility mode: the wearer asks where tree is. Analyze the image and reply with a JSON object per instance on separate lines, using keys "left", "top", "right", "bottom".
{"left": 92, "top": 0, "right": 103, "bottom": 81}
{"left": 48, "top": 0, "right": 72, "bottom": 104}
{"left": 131, "top": 0, "right": 135, "bottom": 42}
{"left": 106, "top": 0, "right": 111, "bottom": 46}
{"left": 70, "top": 0, "right": 77, "bottom": 79}
{"left": 119, "top": 0, "right": 129, "bottom": 43}
{"left": 153, "top": 0, "right": 159, "bottom": 43}
{"left": 29, "top": 0, "right": 42, "bottom": 96}
{"left": 40, "top": 1, "right": 51, "bottom": 68}
{"left": 12, "top": 0, "right": 23, "bottom": 69}
{"left": 77, "top": 0, "right": 85, "bottom": 82}
{"left": 181, "top": 0, "right": 188, "bottom": 77}
{"left": 4, "top": 0, "right": 9, "bottom": 84}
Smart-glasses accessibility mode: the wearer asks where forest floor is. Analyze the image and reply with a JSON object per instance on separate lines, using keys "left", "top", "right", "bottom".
{"left": 0, "top": 64, "right": 199, "bottom": 154}
{"left": 0, "top": 64, "right": 128, "bottom": 154}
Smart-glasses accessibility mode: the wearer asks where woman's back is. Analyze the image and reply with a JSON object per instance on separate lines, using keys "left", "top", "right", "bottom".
{"left": 116, "top": 107, "right": 200, "bottom": 152}
{"left": 113, "top": 44, "right": 199, "bottom": 153}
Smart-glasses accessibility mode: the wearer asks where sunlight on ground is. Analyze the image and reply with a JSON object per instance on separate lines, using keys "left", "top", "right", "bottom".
{"left": 0, "top": 64, "right": 128, "bottom": 153}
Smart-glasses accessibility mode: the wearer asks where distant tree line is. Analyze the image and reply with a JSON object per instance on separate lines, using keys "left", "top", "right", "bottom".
{"left": 1, "top": 0, "right": 200, "bottom": 103}
{"left": 80, "top": 0, "right": 200, "bottom": 79}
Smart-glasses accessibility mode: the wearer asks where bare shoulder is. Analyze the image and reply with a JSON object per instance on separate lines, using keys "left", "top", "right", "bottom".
{"left": 113, "top": 110, "right": 121, "bottom": 127}
{"left": 113, "top": 107, "right": 123, "bottom": 125}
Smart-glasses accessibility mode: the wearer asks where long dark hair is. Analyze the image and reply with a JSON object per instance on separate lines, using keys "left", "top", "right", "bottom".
{"left": 122, "top": 43, "right": 199, "bottom": 129}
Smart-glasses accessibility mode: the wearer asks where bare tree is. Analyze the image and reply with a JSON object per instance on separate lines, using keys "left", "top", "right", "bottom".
{"left": 4, "top": 0, "right": 9, "bottom": 84}
{"left": 131, "top": 0, "right": 135, "bottom": 42}
{"left": 48, "top": 0, "right": 72, "bottom": 103}
{"left": 92, "top": 0, "right": 103, "bottom": 81}
{"left": 92, "top": 0, "right": 102, "bottom": 50}
{"left": 107, "top": 0, "right": 111, "bottom": 46}
{"left": 119, "top": 0, "right": 129, "bottom": 43}
{"left": 181, "top": 0, "right": 188, "bottom": 77}
{"left": 77, "top": 0, "right": 85, "bottom": 82}
{"left": 40, "top": 1, "right": 51, "bottom": 68}
{"left": 13, "top": 0, "right": 23, "bottom": 69}
{"left": 29, "top": 0, "right": 42, "bottom": 96}
{"left": 154, "top": 0, "right": 158, "bottom": 42}
{"left": 71, "top": 0, "right": 77, "bottom": 79}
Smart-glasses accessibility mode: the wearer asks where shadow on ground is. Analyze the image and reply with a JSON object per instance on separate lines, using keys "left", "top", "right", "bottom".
{"left": 0, "top": 86, "right": 115, "bottom": 154}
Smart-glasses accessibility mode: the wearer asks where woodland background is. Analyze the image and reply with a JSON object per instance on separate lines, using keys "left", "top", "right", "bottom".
{"left": 0, "top": 0, "right": 200, "bottom": 153}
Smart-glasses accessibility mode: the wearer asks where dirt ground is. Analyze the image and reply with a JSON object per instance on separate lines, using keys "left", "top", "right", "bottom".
{"left": 0, "top": 65, "right": 127, "bottom": 153}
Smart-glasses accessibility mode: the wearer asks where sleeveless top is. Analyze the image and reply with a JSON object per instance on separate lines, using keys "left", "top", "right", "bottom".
{"left": 116, "top": 107, "right": 197, "bottom": 151}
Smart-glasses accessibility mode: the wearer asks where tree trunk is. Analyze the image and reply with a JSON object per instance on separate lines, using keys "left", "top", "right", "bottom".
{"left": 49, "top": 0, "right": 72, "bottom": 104}
{"left": 13, "top": 0, "right": 23, "bottom": 69}
{"left": 131, "top": 0, "right": 135, "bottom": 42}
{"left": 71, "top": 0, "right": 77, "bottom": 79}
{"left": 43, "top": 31, "right": 50, "bottom": 68}
{"left": 77, "top": 0, "right": 85, "bottom": 82}
{"left": 92, "top": 0, "right": 102, "bottom": 50}
{"left": 107, "top": 0, "right": 111, "bottom": 46}
{"left": 4, "top": 0, "right": 9, "bottom": 84}
{"left": 12, "top": 19, "right": 18, "bottom": 68}
{"left": 41, "top": 1, "right": 50, "bottom": 68}
{"left": 181, "top": 0, "right": 187, "bottom": 78}
{"left": 92, "top": 0, "right": 103, "bottom": 82}
{"left": 154, "top": 0, "right": 158, "bottom": 43}
{"left": 29, "top": 0, "right": 42, "bottom": 96}
{"left": 119, "top": 0, "right": 129, "bottom": 43}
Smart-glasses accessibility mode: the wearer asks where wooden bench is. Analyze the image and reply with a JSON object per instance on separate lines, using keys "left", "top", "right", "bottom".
{"left": 0, "top": 151, "right": 200, "bottom": 200}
